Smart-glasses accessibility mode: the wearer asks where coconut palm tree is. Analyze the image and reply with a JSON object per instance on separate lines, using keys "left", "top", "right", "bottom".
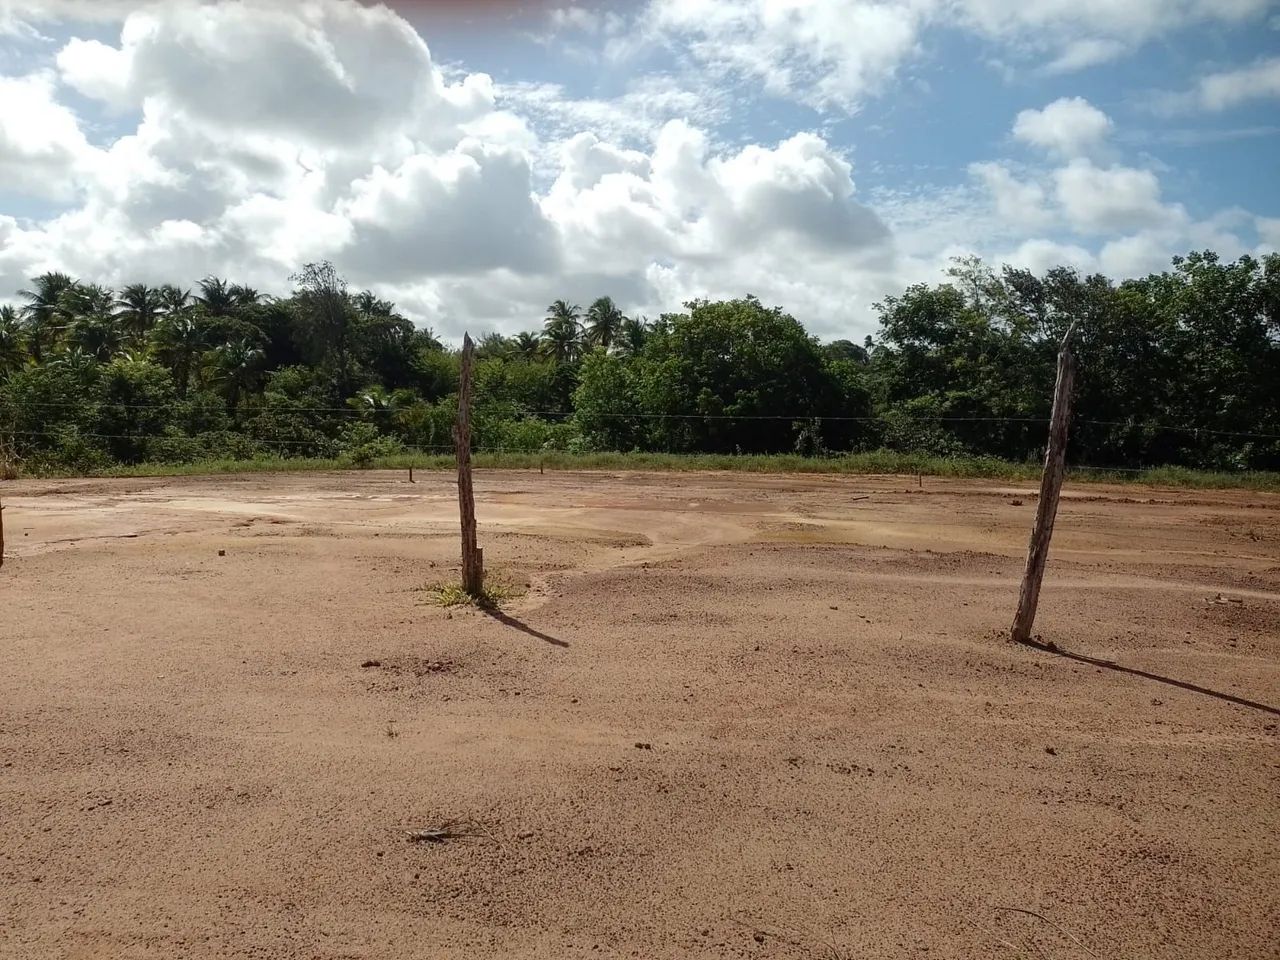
{"left": 158, "top": 284, "right": 193, "bottom": 317}
{"left": 229, "top": 284, "right": 265, "bottom": 309}
{"left": 195, "top": 277, "right": 237, "bottom": 317}
{"left": 585, "top": 296, "right": 624, "bottom": 351}
{"left": 115, "top": 283, "right": 163, "bottom": 347}
{"left": 151, "top": 313, "right": 205, "bottom": 396}
{"left": 513, "top": 331, "right": 542, "bottom": 361}
{"left": 0, "top": 305, "right": 26, "bottom": 376}
{"left": 541, "top": 300, "right": 583, "bottom": 363}
{"left": 66, "top": 284, "right": 124, "bottom": 362}
{"left": 614, "top": 315, "right": 651, "bottom": 358}
{"left": 17, "top": 271, "right": 77, "bottom": 362}
{"left": 210, "top": 339, "right": 264, "bottom": 414}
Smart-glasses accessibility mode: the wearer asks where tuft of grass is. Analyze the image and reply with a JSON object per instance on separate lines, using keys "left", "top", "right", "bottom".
{"left": 428, "top": 578, "right": 522, "bottom": 610}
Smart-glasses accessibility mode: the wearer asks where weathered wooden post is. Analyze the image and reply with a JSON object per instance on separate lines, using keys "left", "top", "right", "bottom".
{"left": 1011, "top": 324, "right": 1078, "bottom": 645}
{"left": 455, "top": 333, "right": 483, "bottom": 596}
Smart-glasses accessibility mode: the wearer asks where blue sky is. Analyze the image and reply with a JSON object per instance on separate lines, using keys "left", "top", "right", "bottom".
{"left": 0, "top": 0, "right": 1277, "bottom": 340}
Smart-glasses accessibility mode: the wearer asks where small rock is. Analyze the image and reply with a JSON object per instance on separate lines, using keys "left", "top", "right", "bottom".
{"left": 1044, "top": 746, "right": 1058, "bottom": 756}
{"left": 361, "top": 659, "right": 381, "bottom": 668}
{"left": 217, "top": 549, "right": 226, "bottom": 557}
{"left": 517, "top": 831, "right": 534, "bottom": 840}
{"left": 634, "top": 742, "right": 652, "bottom": 750}
{"left": 753, "top": 932, "right": 765, "bottom": 944}
{"left": 1010, "top": 499, "right": 1024, "bottom": 506}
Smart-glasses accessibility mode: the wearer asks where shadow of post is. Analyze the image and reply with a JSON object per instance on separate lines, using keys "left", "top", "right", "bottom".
{"left": 481, "top": 608, "right": 570, "bottom": 648}
{"left": 1018, "top": 638, "right": 1280, "bottom": 717}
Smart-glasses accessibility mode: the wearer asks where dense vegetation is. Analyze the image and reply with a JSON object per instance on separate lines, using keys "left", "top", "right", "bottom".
{"left": 0, "top": 251, "right": 1276, "bottom": 476}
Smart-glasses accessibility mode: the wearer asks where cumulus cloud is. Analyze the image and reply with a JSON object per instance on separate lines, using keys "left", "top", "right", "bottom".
{"left": 1013, "top": 97, "right": 1112, "bottom": 156}
{"left": 1053, "top": 159, "right": 1182, "bottom": 234}
{"left": 968, "top": 162, "right": 1052, "bottom": 229}
{"left": 0, "top": 71, "right": 100, "bottom": 200}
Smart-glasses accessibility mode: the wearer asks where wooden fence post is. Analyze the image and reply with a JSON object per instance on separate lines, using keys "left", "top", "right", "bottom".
{"left": 455, "top": 333, "right": 483, "bottom": 596}
{"left": 1011, "top": 324, "right": 1078, "bottom": 645}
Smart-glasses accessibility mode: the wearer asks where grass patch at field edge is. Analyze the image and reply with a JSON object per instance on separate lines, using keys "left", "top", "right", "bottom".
{"left": 16, "top": 449, "right": 1280, "bottom": 492}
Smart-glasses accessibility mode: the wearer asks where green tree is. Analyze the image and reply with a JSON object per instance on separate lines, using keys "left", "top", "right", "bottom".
{"left": 17, "top": 271, "right": 76, "bottom": 362}
{"left": 542, "top": 300, "right": 583, "bottom": 363}
{"left": 151, "top": 313, "right": 206, "bottom": 397}
{"left": 585, "top": 296, "right": 624, "bottom": 350}
{"left": 209, "top": 339, "right": 264, "bottom": 415}
{"left": 633, "top": 297, "right": 844, "bottom": 453}
{"left": 67, "top": 284, "right": 124, "bottom": 362}
{"left": 115, "top": 283, "right": 164, "bottom": 347}
{"left": 290, "top": 261, "right": 356, "bottom": 394}
{"left": 195, "top": 277, "right": 238, "bottom": 317}
{"left": 513, "top": 331, "right": 542, "bottom": 361}
{"left": 95, "top": 357, "right": 177, "bottom": 463}
{"left": 573, "top": 350, "right": 639, "bottom": 450}
{"left": 0, "top": 305, "right": 26, "bottom": 377}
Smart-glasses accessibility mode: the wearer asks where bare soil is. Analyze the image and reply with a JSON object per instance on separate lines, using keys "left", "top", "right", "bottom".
{"left": 2, "top": 469, "right": 1277, "bottom": 959}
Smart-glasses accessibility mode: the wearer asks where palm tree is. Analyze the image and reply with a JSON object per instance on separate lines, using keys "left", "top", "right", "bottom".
{"left": 513, "top": 331, "right": 542, "bottom": 361}
{"left": 115, "top": 283, "right": 163, "bottom": 346}
{"left": 0, "top": 305, "right": 26, "bottom": 376}
{"left": 229, "top": 284, "right": 265, "bottom": 309}
{"left": 210, "top": 339, "right": 264, "bottom": 414}
{"left": 585, "top": 296, "right": 624, "bottom": 351}
{"left": 151, "top": 313, "right": 205, "bottom": 396}
{"left": 158, "top": 285, "right": 193, "bottom": 317}
{"left": 542, "top": 300, "right": 583, "bottom": 363}
{"left": 17, "top": 271, "right": 77, "bottom": 362}
{"left": 614, "top": 316, "right": 650, "bottom": 358}
{"left": 66, "top": 284, "right": 123, "bottom": 362}
{"left": 195, "top": 277, "right": 236, "bottom": 317}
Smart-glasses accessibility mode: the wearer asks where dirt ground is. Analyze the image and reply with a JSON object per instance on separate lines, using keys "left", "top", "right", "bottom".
{"left": 1, "top": 468, "right": 1277, "bottom": 959}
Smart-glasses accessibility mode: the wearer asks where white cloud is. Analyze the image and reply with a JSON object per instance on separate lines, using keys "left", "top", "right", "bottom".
{"left": 969, "top": 162, "right": 1052, "bottom": 228}
{"left": 640, "top": 0, "right": 928, "bottom": 112}
{"left": 1043, "top": 39, "right": 1128, "bottom": 74}
{"left": 955, "top": 0, "right": 1272, "bottom": 71}
{"left": 1257, "top": 216, "right": 1280, "bottom": 249}
{"left": 1053, "top": 159, "right": 1182, "bottom": 234}
{"left": 0, "top": 70, "right": 100, "bottom": 200}
{"left": 339, "top": 141, "right": 559, "bottom": 280}
{"left": 1188, "top": 57, "right": 1280, "bottom": 111}
{"left": 1013, "top": 97, "right": 1112, "bottom": 156}
{"left": 54, "top": 37, "right": 131, "bottom": 108}
{"left": 1001, "top": 238, "right": 1096, "bottom": 274}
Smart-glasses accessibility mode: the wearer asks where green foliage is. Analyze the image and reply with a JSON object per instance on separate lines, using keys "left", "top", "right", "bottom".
{"left": 2, "top": 252, "right": 1277, "bottom": 478}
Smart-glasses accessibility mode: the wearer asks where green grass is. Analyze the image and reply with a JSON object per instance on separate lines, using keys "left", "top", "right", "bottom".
{"left": 17, "top": 449, "right": 1280, "bottom": 492}
{"left": 426, "top": 579, "right": 521, "bottom": 609}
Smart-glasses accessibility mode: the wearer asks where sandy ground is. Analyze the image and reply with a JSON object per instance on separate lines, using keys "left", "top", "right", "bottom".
{"left": 1, "top": 468, "right": 1277, "bottom": 960}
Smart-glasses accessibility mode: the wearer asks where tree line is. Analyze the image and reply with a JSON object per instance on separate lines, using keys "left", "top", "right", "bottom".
{"left": 0, "top": 250, "right": 1276, "bottom": 474}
